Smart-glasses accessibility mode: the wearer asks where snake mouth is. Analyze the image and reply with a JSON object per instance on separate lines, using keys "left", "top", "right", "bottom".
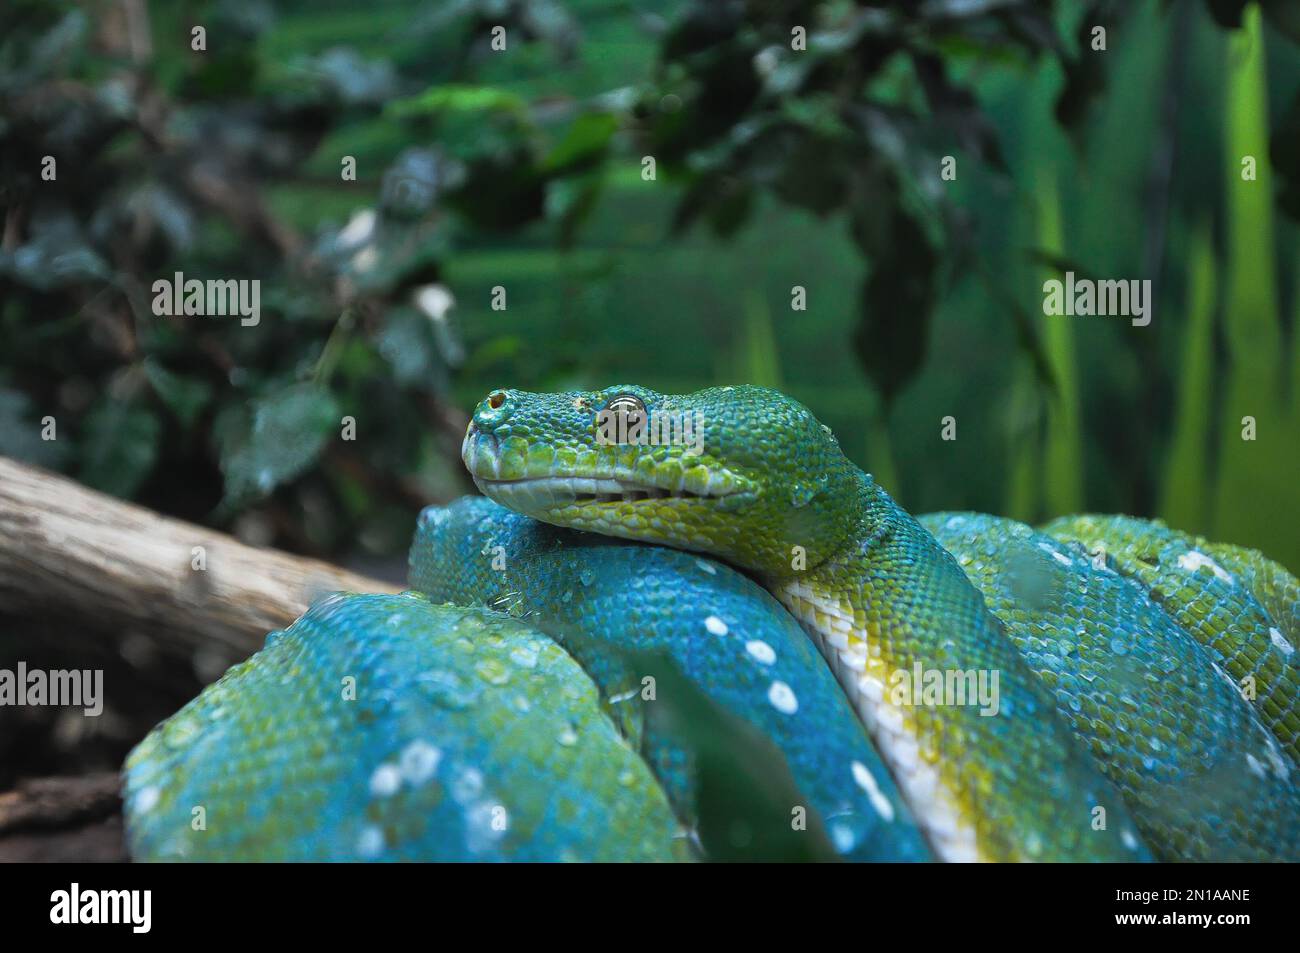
{"left": 463, "top": 430, "right": 747, "bottom": 513}
{"left": 472, "top": 475, "right": 732, "bottom": 510}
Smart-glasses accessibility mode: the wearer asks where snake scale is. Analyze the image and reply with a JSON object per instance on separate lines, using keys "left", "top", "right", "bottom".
{"left": 124, "top": 385, "right": 1300, "bottom": 861}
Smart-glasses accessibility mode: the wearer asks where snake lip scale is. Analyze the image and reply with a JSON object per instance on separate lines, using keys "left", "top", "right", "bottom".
{"left": 472, "top": 475, "right": 739, "bottom": 506}
{"left": 464, "top": 431, "right": 752, "bottom": 507}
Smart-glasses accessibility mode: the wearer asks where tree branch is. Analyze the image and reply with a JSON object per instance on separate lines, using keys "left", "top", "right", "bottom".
{"left": 0, "top": 456, "right": 402, "bottom": 660}
{"left": 0, "top": 773, "right": 127, "bottom": 863}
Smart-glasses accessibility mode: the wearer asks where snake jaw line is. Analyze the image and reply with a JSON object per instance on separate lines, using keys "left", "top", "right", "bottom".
{"left": 472, "top": 474, "right": 741, "bottom": 508}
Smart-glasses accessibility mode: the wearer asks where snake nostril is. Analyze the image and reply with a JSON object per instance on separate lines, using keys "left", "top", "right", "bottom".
{"left": 474, "top": 390, "right": 512, "bottom": 431}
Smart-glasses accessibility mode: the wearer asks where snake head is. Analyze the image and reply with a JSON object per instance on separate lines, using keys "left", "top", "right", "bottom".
{"left": 462, "top": 384, "right": 860, "bottom": 574}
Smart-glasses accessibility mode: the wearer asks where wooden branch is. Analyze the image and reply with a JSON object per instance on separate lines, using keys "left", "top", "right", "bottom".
{"left": 0, "top": 773, "right": 127, "bottom": 863}
{"left": 0, "top": 456, "right": 402, "bottom": 659}
{"left": 0, "top": 772, "right": 120, "bottom": 832}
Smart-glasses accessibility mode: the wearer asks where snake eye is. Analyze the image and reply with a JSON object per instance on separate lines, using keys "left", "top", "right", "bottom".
{"left": 487, "top": 391, "right": 506, "bottom": 409}
{"left": 604, "top": 394, "right": 646, "bottom": 419}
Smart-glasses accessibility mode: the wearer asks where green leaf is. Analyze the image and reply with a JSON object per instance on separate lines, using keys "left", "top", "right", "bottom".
{"left": 912, "top": 53, "right": 1008, "bottom": 173}
{"left": 554, "top": 633, "right": 841, "bottom": 862}
{"left": 1053, "top": 4, "right": 1123, "bottom": 139}
{"left": 852, "top": 209, "right": 938, "bottom": 405}
{"left": 636, "top": 654, "right": 841, "bottom": 862}
{"left": 448, "top": 149, "right": 547, "bottom": 229}
{"left": 78, "top": 401, "right": 161, "bottom": 499}
{"left": 388, "top": 84, "right": 528, "bottom": 119}
{"left": 300, "top": 47, "right": 396, "bottom": 105}
{"left": 545, "top": 172, "right": 606, "bottom": 246}
{"left": 540, "top": 112, "right": 618, "bottom": 173}
{"left": 376, "top": 307, "right": 438, "bottom": 386}
{"left": 144, "top": 359, "right": 213, "bottom": 430}
{"left": 1205, "top": 0, "right": 1249, "bottom": 29}
{"left": 706, "top": 180, "right": 754, "bottom": 238}
{"left": 1270, "top": 90, "right": 1300, "bottom": 221}
{"left": 980, "top": 278, "right": 1058, "bottom": 396}
{"left": 6, "top": 9, "right": 87, "bottom": 86}
{"left": 348, "top": 233, "right": 451, "bottom": 295}
{"left": 0, "top": 232, "right": 111, "bottom": 292}
{"left": 1263, "top": 0, "right": 1300, "bottom": 44}
{"left": 379, "top": 148, "right": 459, "bottom": 222}
{"left": 920, "top": 0, "right": 1023, "bottom": 17}
{"left": 0, "top": 388, "right": 68, "bottom": 468}
{"left": 218, "top": 383, "right": 340, "bottom": 505}
{"left": 1022, "top": 248, "right": 1104, "bottom": 286}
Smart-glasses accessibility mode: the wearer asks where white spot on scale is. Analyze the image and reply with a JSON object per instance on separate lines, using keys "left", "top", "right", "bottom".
{"left": 1178, "top": 550, "right": 1234, "bottom": 584}
{"left": 851, "top": 761, "right": 895, "bottom": 822}
{"left": 466, "top": 801, "right": 507, "bottom": 852}
{"left": 370, "top": 763, "right": 402, "bottom": 797}
{"left": 399, "top": 740, "right": 441, "bottom": 785}
{"left": 1245, "top": 754, "right": 1266, "bottom": 779}
{"left": 1269, "top": 627, "right": 1294, "bottom": 656}
{"left": 1121, "top": 829, "right": 1139, "bottom": 851}
{"left": 745, "top": 640, "right": 776, "bottom": 665}
{"left": 830, "top": 823, "right": 856, "bottom": 853}
{"left": 1024, "top": 832, "right": 1043, "bottom": 857}
{"left": 357, "top": 825, "right": 384, "bottom": 858}
{"left": 768, "top": 681, "right": 798, "bottom": 714}
{"left": 135, "top": 785, "right": 161, "bottom": 813}
{"left": 1037, "top": 541, "right": 1071, "bottom": 566}
{"left": 695, "top": 559, "right": 717, "bottom": 575}
{"left": 704, "top": 615, "right": 728, "bottom": 636}
{"left": 451, "top": 767, "right": 485, "bottom": 804}
{"left": 1263, "top": 738, "right": 1290, "bottom": 780}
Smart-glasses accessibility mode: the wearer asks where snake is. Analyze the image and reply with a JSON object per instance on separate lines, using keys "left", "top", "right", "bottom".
{"left": 123, "top": 384, "right": 1300, "bottom": 861}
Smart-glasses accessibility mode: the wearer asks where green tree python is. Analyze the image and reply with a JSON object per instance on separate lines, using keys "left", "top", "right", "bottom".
{"left": 124, "top": 385, "right": 1300, "bottom": 861}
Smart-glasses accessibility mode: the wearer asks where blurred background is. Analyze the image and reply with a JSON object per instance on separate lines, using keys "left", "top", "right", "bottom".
{"left": 1, "top": 0, "right": 1298, "bottom": 792}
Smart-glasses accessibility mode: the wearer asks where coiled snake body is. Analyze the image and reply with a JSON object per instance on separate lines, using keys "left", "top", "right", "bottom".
{"left": 124, "top": 386, "right": 1300, "bottom": 861}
